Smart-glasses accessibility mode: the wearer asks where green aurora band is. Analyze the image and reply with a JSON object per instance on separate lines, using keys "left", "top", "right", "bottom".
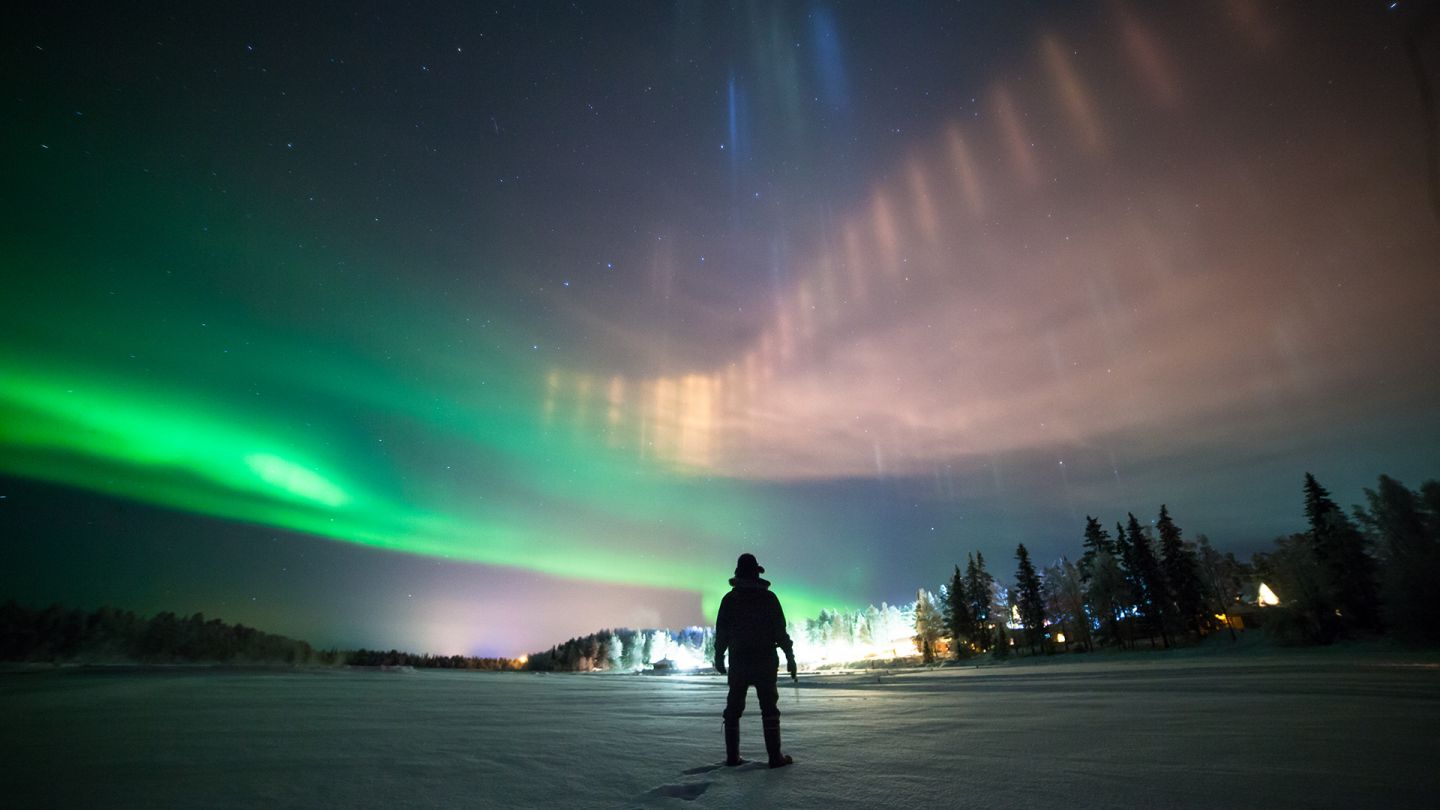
{"left": 1, "top": 167, "right": 845, "bottom": 622}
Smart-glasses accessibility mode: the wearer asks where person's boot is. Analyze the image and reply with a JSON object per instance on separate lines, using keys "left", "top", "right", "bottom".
{"left": 762, "top": 716, "right": 794, "bottom": 768}
{"left": 724, "top": 719, "right": 743, "bottom": 766}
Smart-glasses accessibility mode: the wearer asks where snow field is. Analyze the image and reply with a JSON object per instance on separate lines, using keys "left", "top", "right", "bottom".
{"left": 2, "top": 654, "right": 1437, "bottom": 808}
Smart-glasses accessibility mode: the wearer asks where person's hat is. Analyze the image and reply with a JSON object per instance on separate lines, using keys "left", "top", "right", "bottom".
{"left": 735, "top": 553, "right": 765, "bottom": 578}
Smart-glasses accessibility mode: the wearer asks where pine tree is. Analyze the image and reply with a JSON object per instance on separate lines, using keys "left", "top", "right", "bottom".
{"left": 1126, "top": 513, "right": 1171, "bottom": 648}
{"left": 965, "top": 553, "right": 995, "bottom": 652}
{"left": 1157, "top": 505, "right": 1205, "bottom": 638}
{"left": 702, "top": 629, "right": 716, "bottom": 663}
{"left": 1423, "top": 481, "right": 1440, "bottom": 538}
{"left": 1304, "top": 473, "right": 1381, "bottom": 633}
{"left": 1014, "top": 544, "right": 1047, "bottom": 654}
{"left": 1080, "top": 516, "right": 1114, "bottom": 581}
{"left": 913, "top": 589, "right": 943, "bottom": 663}
{"left": 1112, "top": 520, "right": 1138, "bottom": 642}
{"left": 640, "top": 632, "right": 655, "bottom": 666}
{"left": 861, "top": 605, "right": 882, "bottom": 647}
{"left": 1114, "top": 521, "right": 1135, "bottom": 582}
{"left": 1356, "top": 475, "right": 1439, "bottom": 640}
{"left": 946, "top": 565, "right": 972, "bottom": 657}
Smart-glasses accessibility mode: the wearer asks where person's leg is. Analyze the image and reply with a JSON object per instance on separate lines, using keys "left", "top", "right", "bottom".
{"left": 722, "top": 677, "right": 748, "bottom": 765}
{"left": 756, "top": 678, "right": 780, "bottom": 719}
{"left": 723, "top": 677, "right": 749, "bottom": 722}
{"left": 757, "top": 675, "right": 793, "bottom": 768}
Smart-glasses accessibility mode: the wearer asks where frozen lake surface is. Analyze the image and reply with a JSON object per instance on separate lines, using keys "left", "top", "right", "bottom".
{"left": 4, "top": 651, "right": 1438, "bottom": 808}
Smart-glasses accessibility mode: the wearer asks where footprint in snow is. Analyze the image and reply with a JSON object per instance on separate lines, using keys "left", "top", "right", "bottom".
{"left": 645, "top": 782, "right": 710, "bottom": 801}
{"left": 681, "top": 760, "right": 765, "bottom": 775}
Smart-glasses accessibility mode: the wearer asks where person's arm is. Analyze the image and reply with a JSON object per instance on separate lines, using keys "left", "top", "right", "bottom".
{"left": 714, "top": 595, "right": 731, "bottom": 674}
{"left": 772, "top": 594, "right": 797, "bottom": 677}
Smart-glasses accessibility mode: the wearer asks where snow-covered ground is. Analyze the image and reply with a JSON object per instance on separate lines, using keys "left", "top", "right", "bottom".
{"left": 3, "top": 651, "right": 1437, "bottom": 808}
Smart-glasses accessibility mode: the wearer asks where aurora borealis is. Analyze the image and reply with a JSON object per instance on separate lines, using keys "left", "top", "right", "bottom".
{"left": 3, "top": 2, "right": 1439, "bottom": 656}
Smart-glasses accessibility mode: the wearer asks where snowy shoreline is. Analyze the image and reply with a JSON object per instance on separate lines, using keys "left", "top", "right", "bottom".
{"left": 6, "top": 631, "right": 1436, "bottom": 679}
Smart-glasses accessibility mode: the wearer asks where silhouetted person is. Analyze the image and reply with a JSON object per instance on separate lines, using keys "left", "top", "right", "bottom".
{"left": 714, "top": 553, "right": 796, "bottom": 768}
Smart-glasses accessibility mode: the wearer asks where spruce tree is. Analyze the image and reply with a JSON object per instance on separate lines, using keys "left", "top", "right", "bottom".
{"left": 1304, "top": 473, "right": 1381, "bottom": 633}
{"left": 1080, "top": 516, "right": 1114, "bottom": 581}
{"left": 967, "top": 547, "right": 979, "bottom": 642}
{"left": 965, "top": 553, "right": 995, "bottom": 652}
{"left": 1014, "top": 544, "right": 1047, "bottom": 654}
{"left": 1115, "top": 521, "right": 1136, "bottom": 583}
{"left": 946, "top": 565, "right": 972, "bottom": 657}
{"left": 913, "top": 589, "right": 943, "bottom": 663}
{"left": 862, "top": 605, "right": 882, "bottom": 647}
{"left": 1422, "top": 481, "right": 1440, "bottom": 538}
{"left": 1112, "top": 520, "right": 1137, "bottom": 641}
{"left": 1126, "top": 513, "right": 1171, "bottom": 648}
{"left": 1356, "top": 475, "right": 1439, "bottom": 640}
{"left": 1157, "top": 505, "right": 1205, "bottom": 638}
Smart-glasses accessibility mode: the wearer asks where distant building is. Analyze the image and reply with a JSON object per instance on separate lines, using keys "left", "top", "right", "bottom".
{"left": 1217, "top": 580, "right": 1282, "bottom": 630}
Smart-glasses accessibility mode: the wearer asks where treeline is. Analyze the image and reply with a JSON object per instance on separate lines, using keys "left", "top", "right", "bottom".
{"left": 0, "top": 601, "right": 333, "bottom": 664}
{"left": 0, "top": 602, "right": 527, "bottom": 669}
{"left": 802, "top": 602, "right": 915, "bottom": 653}
{"left": 919, "top": 510, "right": 1250, "bottom": 660}
{"left": 526, "top": 627, "right": 714, "bottom": 672}
{"left": 346, "top": 648, "right": 522, "bottom": 670}
{"left": 918, "top": 471, "right": 1440, "bottom": 659}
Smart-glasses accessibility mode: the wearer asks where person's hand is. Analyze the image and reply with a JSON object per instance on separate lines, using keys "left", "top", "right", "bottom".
{"left": 714, "top": 656, "right": 726, "bottom": 674}
{"left": 786, "top": 658, "right": 797, "bottom": 678}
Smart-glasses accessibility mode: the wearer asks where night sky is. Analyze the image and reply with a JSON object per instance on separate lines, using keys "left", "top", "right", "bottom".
{"left": 4, "top": 2, "right": 1438, "bottom": 656}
